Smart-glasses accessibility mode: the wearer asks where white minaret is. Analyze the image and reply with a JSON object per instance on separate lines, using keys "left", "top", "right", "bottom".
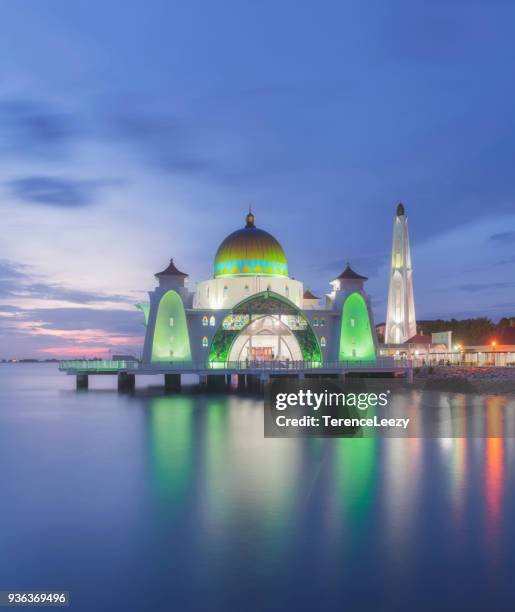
{"left": 385, "top": 202, "right": 416, "bottom": 344}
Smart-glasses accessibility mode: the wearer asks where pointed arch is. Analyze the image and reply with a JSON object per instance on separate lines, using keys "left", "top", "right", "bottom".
{"left": 151, "top": 290, "right": 192, "bottom": 362}
{"left": 339, "top": 292, "right": 376, "bottom": 362}
{"left": 208, "top": 291, "right": 322, "bottom": 364}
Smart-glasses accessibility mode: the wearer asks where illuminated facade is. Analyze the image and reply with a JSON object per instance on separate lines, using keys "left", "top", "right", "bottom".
{"left": 139, "top": 211, "right": 378, "bottom": 366}
{"left": 385, "top": 203, "right": 417, "bottom": 344}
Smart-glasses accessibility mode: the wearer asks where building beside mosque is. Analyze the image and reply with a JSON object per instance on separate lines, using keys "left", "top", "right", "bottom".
{"left": 136, "top": 211, "right": 378, "bottom": 367}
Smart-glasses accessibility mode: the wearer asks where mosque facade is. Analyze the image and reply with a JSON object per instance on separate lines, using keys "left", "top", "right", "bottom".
{"left": 137, "top": 211, "right": 378, "bottom": 367}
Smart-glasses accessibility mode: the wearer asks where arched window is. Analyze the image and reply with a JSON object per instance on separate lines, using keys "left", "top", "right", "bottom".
{"left": 202, "top": 315, "right": 208, "bottom": 326}
{"left": 313, "top": 317, "right": 319, "bottom": 327}
{"left": 319, "top": 318, "right": 325, "bottom": 327}
{"left": 202, "top": 336, "right": 208, "bottom": 347}
{"left": 320, "top": 336, "right": 326, "bottom": 347}
{"left": 285, "top": 285, "right": 289, "bottom": 297}
{"left": 209, "top": 315, "right": 216, "bottom": 327}
{"left": 244, "top": 284, "right": 249, "bottom": 292}
{"left": 223, "top": 285, "right": 228, "bottom": 298}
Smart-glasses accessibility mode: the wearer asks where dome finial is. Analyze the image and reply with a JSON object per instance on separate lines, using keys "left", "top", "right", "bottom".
{"left": 246, "top": 206, "right": 255, "bottom": 228}
{"left": 397, "top": 202, "right": 405, "bottom": 216}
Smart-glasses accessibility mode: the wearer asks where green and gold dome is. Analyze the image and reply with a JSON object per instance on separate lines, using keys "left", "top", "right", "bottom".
{"left": 214, "top": 211, "right": 289, "bottom": 278}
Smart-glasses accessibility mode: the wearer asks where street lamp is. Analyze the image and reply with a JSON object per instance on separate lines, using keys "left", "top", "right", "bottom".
{"left": 491, "top": 341, "right": 497, "bottom": 366}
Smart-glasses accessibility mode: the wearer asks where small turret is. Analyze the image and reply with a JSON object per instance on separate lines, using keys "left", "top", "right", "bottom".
{"left": 328, "top": 263, "right": 368, "bottom": 310}
{"left": 155, "top": 258, "right": 188, "bottom": 290}
{"left": 332, "top": 263, "right": 368, "bottom": 291}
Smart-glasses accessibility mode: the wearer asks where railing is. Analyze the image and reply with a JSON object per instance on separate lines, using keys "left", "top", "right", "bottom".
{"left": 59, "top": 359, "right": 141, "bottom": 372}
{"left": 59, "top": 357, "right": 406, "bottom": 373}
{"left": 207, "top": 358, "right": 401, "bottom": 371}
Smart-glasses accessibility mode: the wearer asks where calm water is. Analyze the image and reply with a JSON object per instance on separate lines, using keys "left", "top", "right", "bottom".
{"left": 1, "top": 364, "right": 515, "bottom": 611}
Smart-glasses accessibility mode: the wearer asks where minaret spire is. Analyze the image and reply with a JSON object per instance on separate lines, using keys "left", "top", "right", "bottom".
{"left": 385, "top": 202, "right": 416, "bottom": 344}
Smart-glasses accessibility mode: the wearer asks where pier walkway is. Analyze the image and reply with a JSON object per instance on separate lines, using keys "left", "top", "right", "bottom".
{"left": 59, "top": 358, "right": 412, "bottom": 391}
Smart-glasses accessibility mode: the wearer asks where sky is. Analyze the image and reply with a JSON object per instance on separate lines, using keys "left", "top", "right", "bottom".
{"left": 1, "top": 0, "right": 515, "bottom": 358}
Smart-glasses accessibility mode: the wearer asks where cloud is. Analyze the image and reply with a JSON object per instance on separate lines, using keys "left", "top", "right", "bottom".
{"left": 457, "top": 282, "right": 515, "bottom": 293}
{"left": 21, "top": 284, "right": 135, "bottom": 304}
{"left": 322, "top": 251, "right": 389, "bottom": 280}
{"left": 0, "top": 260, "right": 27, "bottom": 279}
{"left": 0, "top": 305, "right": 21, "bottom": 313}
{"left": 6, "top": 176, "right": 100, "bottom": 207}
{"left": 0, "top": 99, "right": 79, "bottom": 158}
{"left": 0, "top": 260, "right": 30, "bottom": 299}
{"left": 0, "top": 258, "right": 136, "bottom": 304}
{"left": 26, "top": 307, "right": 143, "bottom": 334}
{"left": 108, "top": 111, "right": 215, "bottom": 174}
{"left": 0, "top": 306, "right": 144, "bottom": 359}
{"left": 0, "top": 96, "right": 218, "bottom": 178}
{"left": 489, "top": 231, "right": 515, "bottom": 243}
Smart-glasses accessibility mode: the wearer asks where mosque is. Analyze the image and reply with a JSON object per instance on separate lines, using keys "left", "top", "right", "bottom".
{"left": 136, "top": 210, "right": 378, "bottom": 367}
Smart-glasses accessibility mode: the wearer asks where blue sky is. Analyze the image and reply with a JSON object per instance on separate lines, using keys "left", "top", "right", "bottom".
{"left": 1, "top": 0, "right": 514, "bottom": 357}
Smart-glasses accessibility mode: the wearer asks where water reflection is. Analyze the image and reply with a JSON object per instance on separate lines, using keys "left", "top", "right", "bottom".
{"left": 382, "top": 437, "right": 421, "bottom": 558}
{"left": 485, "top": 396, "right": 505, "bottom": 552}
{"left": 145, "top": 391, "right": 513, "bottom": 549}
{"left": 139, "top": 385, "right": 515, "bottom": 609}
{"left": 148, "top": 396, "right": 195, "bottom": 508}
{"left": 2, "top": 364, "right": 515, "bottom": 611}
{"left": 146, "top": 394, "right": 306, "bottom": 573}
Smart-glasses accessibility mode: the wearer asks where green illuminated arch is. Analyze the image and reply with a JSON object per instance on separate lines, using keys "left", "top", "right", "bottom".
{"left": 208, "top": 291, "right": 322, "bottom": 364}
{"left": 339, "top": 292, "right": 376, "bottom": 362}
{"left": 151, "top": 290, "right": 192, "bottom": 362}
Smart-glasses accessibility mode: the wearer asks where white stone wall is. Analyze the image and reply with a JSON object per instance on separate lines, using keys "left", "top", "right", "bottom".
{"left": 186, "top": 309, "right": 230, "bottom": 363}
{"left": 192, "top": 276, "right": 304, "bottom": 309}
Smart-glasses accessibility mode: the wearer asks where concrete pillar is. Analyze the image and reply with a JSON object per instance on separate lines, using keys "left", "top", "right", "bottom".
{"left": 246, "top": 374, "right": 255, "bottom": 392}
{"left": 237, "top": 374, "right": 247, "bottom": 391}
{"left": 76, "top": 373, "right": 88, "bottom": 390}
{"left": 118, "top": 372, "right": 135, "bottom": 392}
{"left": 164, "top": 373, "right": 181, "bottom": 392}
{"left": 247, "top": 375, "right": 261, "bottom": 392}
{"left": 340, "top": 372, "right": 346, "bottom": 383}
{"left": 206, "top": 375, "right": 226, "bottom": 390}
{"left": 260, "top": 374, "right": 270, "bottom": 394}
{"left": 406, "top": 368, "right": 414, "bottom": 384}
